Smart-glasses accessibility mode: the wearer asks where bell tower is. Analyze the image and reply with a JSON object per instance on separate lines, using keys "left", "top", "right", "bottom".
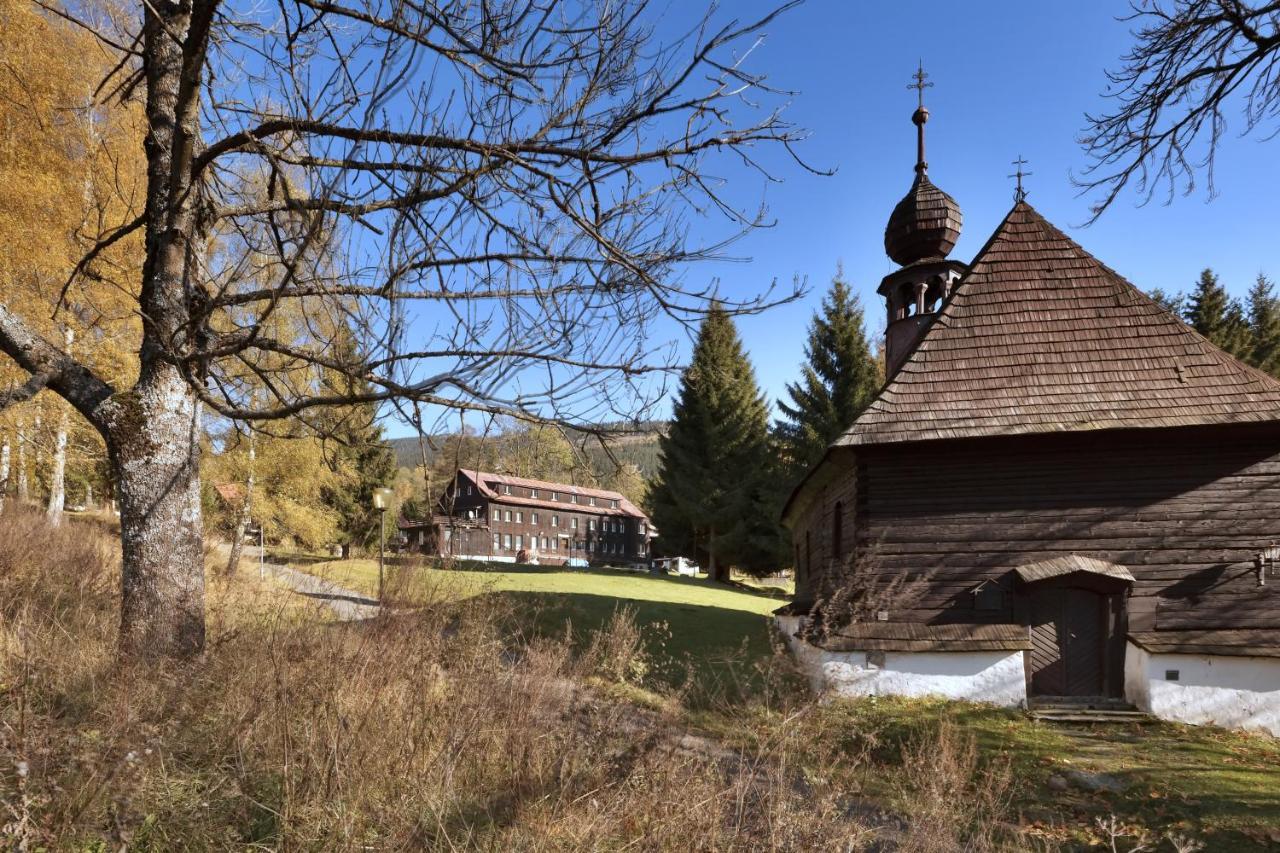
{"left": 879, "top": 63, "right": 966, "bottom": 378}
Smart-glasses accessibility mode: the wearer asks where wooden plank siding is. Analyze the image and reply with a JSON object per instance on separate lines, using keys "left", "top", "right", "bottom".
{"left": 804, "top": 422, "right": 1280, "bottom": 633}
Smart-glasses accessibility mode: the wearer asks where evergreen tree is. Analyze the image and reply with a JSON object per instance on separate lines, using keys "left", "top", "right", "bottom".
{"left": 1185, "top": 268, "right": 1250, "bottom": 358}
{"left": 650, "top": 305, "right": 782, "bottom": 580}
{"left": 1248, "top": 274, "right": 1280, "bottom": 377}
{"left": 316, "top": 330, "right": 396, "bottom": 556}
{"left": 774, "top": 269, "right": 881, "bottom": 477}
{"left": 1147, "top": 287, "right": 1185, "bottom": 317}
{"left": 320, "top": 402, "right": 397, "bottom": 557}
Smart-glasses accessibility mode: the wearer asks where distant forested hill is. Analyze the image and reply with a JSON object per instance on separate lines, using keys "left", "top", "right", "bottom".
{"left": 387, "top": 422, "right": 666, "bottom": 479}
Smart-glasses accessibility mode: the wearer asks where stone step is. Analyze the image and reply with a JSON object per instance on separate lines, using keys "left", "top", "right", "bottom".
{"left": 1029, "top": 709, "right": 1155, "bottom": 724}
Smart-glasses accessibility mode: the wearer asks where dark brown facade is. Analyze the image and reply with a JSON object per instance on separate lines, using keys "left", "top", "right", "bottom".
{"left": 402, "top": 469, "right": 652, "bottom": 565}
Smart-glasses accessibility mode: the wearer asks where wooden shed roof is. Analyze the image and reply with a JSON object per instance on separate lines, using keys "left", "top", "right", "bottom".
{"left": 839, "top": 201, "right": 1280, "bottom": 447}
{"left": 821, "top": 622, "right": 1032, "bottom": 653}
{"left": 1014, "top": 555, "right": 1134, "bottom": 585}
{"left": 1129, "top": 630, "right": 1280, "bottom": 659}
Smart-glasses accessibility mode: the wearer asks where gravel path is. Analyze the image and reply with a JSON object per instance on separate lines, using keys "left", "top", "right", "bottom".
{"left": 262, "top": 562, "right": 383, "bottom": 621}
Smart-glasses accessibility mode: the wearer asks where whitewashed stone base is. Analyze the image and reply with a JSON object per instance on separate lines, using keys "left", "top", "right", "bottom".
{"left": 1124, "top": 642, "right": 1280, "bottom": 736}
{"left": 775, "top": 616, "right": 1027, "bottom": 708}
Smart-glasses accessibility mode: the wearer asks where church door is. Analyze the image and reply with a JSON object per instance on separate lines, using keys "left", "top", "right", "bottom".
{"left": 1028, "top": 588, "right": 1110, "bottom": 697}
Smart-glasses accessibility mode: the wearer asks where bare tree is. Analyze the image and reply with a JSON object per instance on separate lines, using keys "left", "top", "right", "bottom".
{"left": 1078, "top": 0, "right": 1280, "bottom": 221}
{"left": 0, "top": 0, "right": 814, "bottom": 657}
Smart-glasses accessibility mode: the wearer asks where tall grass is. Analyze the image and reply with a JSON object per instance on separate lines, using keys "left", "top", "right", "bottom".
{"left": 0, "top": 509, "right": 1032, "bottom": 850}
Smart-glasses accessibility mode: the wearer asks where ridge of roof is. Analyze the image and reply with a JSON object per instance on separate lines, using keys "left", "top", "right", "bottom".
{"left": 838, "top": 201, "right": 1280, "bottom": 446}
{"left": 458, "top": 469, "right": 647, "bottom": 518}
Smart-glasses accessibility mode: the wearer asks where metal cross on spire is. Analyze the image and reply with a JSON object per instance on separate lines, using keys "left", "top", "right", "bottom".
{"left": 1008, "top": 155, "right": 1032, "bottom": 202}
{"left": 908, "top": 60, "right": 933, "bottom": 108}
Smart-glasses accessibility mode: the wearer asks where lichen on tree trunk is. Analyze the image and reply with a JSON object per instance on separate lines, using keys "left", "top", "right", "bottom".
{"left": 108, "top": 364, "right": 206, "bottom": 658}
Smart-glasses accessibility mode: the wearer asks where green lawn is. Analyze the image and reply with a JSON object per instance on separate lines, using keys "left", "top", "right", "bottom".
{"left": 300, "top": 558, "right": 787, "bottom": 701}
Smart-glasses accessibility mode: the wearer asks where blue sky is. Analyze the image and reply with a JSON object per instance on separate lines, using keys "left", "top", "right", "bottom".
{"left": 385, "top": 0, "right": 1280, "bottom": 437}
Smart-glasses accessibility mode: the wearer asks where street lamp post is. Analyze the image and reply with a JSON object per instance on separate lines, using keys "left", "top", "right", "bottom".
{"left": 372, "top": 487, "right": 395, "bottom": 604}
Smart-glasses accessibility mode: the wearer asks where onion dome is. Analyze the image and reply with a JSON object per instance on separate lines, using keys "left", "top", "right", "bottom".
{"left": 883, "top": 75, "right": 963, "bottom": 266}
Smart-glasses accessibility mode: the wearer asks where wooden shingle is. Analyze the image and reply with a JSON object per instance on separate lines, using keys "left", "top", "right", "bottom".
{"left": 840, "top": 202, "right": 1280, "bottom": 446}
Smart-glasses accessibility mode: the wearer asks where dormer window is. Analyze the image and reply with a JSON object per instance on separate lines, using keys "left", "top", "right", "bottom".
{"left": 530, "top": 489, "right": 538, "bottom": 499}
{"left": 589, "top": 497, "right": 596, "bottom": 507}
{"left": 610, "top": 499, "right": 619, "bottom": 509}
{"left": 503, "top": 484, "right": 511, "bottom": 495}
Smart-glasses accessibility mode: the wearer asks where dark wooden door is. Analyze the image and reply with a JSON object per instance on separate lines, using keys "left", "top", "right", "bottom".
{"left": 1028, "top": 588, "right": 1107, "bottom": 697}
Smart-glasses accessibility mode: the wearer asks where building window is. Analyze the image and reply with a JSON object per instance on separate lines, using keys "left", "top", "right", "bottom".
{"left": 571, "top": 517, "right": 578, "bottom": 530}
{"left": 504, "top": 533, "right": 512, "bottom": 549}
{"left": 611, "top": 499, "right": 619, "bottom": 509}
{"left": 832, "top": 501, "right": 843, "bottom": 561}
{"left": 639, "top": 522, "right": 646, "bottom": 535}
{"left": 494, "top": 533, "right": 500, "bottom": 551}
{"left": 589, "top": 497, "right": 597, "bottom": 507}
{"left": 516, "top": 511, "right": 523, "bottom": 524}
{"left": 571, "top": 494, "right": 578, "bottom": 504}
{"left": 588, "top": 519, "right": 596, "bottom": 531}
{"left": 466, "top": 485, "right": 473, "bottom": 496}
{"left": 531, "top": 512, "right": 538, "bottom": 525}
{"left": 550, "top": 492, "right": 557, "bottom": 501}
{"left": 551, "top": 514, "right": 559, "bottom": 527}
{"left": 530, "top": 489, "right": 538, "bottom": 499}
{"left": 504, "top": 510, "right": 512, "bottom": 522}
{"left": 503, "top": 484, "right": 511, "bottom": 495}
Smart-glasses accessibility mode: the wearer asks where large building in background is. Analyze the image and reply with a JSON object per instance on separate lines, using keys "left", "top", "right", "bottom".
{"left": 401, "top": 469, "right": 653, "bottom": 566}
{"left": 779, "top": 80, "right": 1280, "bottom": 736}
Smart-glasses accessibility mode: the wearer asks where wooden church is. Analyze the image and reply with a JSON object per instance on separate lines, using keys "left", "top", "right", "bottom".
{"left": 779, "top": 79, "right": 1280, "bottom": 734}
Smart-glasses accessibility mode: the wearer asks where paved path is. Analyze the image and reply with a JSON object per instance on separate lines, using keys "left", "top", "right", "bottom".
{"left": 263, "top": 562, "right": 383, "bottom": 621}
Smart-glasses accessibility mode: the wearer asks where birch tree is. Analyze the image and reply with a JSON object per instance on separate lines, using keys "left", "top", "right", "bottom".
{"left": 0, "top": 0, "right": 812, "bottom": 657}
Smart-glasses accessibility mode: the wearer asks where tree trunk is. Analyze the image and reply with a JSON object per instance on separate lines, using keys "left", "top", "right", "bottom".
{"left": 46, "top": 329, "right": 74, "bottom": 526}
{"left": 108, "top": 365, "right": 206, "bottom": 658}
{"left": 45, "top": 405, "right": 67, "bottom": 525}
{"left": 0, "top": 436, "right": 9, "bottom": 513}
{"left": 16, "top": 420, "right": 28, "bottom": 502}
{"left": 708, "top": 527, "right": 727, "bottom": 583}
{"left": 225, "top": 429, "right": 254, "bottom": 575}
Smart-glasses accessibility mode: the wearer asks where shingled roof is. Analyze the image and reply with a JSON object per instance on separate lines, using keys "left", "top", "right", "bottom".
{"left": 839, "top": 201, "right": 1280, "bottom": 446}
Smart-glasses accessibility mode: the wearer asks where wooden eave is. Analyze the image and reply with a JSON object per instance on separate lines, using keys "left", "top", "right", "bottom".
{"left": 1128, "top": 630, "right": 1280, "bottom": 659}
{"left": 817, "top": 622, "right": 1031, "bottom": 653}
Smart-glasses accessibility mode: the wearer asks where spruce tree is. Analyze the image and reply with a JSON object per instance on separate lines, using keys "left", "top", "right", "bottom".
{"left": 775, "top": 268, "right": 881, "bottom": 477}
{"left": 650, "top": 305, "right": 781, "bottom": 580}
{"left": 320, "top": 402, "right": 397, "bottom": 557}
{"left": 1248, "top": 274, "right": 1280, "bottom": 377}
{"left": 316, "top": 330, "right": 397, "bottom": 556}
{"left": 1185, "top": 268, "right": 1250, "bottom": 358}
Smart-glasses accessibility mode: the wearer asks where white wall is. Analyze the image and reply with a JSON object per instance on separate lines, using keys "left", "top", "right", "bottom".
{"left": 1125, "top": 642, "right": 1280, "bottom": 737}
{"left": 775, "top": 617, "right": 1027, "bottom": 707}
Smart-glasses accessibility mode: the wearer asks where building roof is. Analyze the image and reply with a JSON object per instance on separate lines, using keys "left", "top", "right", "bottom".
{"left": 841, "top": 201, "right": 1280, "bottom": 447}
{"left": 820, "top": 622, "right": 1031, "bottom": 653}
{"left": 459, "top": 469, "right": 648, "bottom": 519}
{"left": 884, "top": 173, "right": 962, "bottom": 266}
{"left": 212, "top": 482, "right": 245, "bottom": 507}
{"left": 1014, "top": 555, "right": 1135, "bottom": 585}
{"left": 1129, "top": 630, "right": 1280, "bottom": 659}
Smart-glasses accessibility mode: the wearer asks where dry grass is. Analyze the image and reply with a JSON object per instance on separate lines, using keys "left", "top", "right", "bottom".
{"left": 1, "top": 509, "right": 1162, "bottom": 850}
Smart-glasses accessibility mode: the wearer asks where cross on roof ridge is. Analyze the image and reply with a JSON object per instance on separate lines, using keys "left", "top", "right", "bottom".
{"left": 908, "top": 60, "right": 933, "bottom": 108}
{"left": 1008, "top": 155, "right": 1032, "bottom": 202}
